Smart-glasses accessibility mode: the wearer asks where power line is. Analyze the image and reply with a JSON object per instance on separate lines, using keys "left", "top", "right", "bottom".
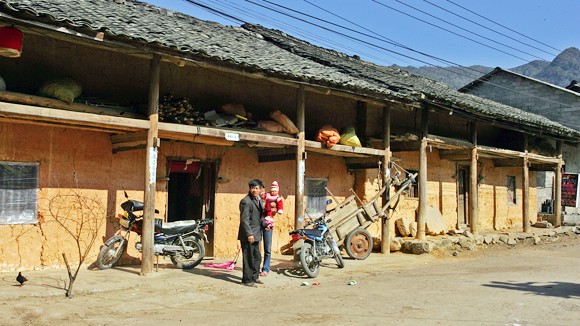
{"left": 390, "top": 0, "right": 548, "bottom": 61}
{"left": 177, "top": 1, "right": 576, "bottom": 110}
{"left": 446, "top": 0, "right": 562, "bottom": 53}
{"left": 422, "top": 0, "right": 558, "bottom": 57}
{"left": 370, "top": 0, "right": 531, "bottom": 63}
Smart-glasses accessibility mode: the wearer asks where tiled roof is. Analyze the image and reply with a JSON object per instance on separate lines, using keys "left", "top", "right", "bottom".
{"left": 1, "top": 0, "right": 579, "bottom": 140}
{"left": 242, "top": 24, "right": 580, "bottom": 140}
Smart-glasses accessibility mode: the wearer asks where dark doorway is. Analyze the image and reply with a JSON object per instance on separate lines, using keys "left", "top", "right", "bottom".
{"left": 457, "top": 165, "right": 469, "bottom": 229}
{"left": 167, "top": 160, "right": 216, "bottom": 256}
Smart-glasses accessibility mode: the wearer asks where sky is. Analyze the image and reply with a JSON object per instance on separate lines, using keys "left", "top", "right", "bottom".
{"left": 142, "top": 0, "right": 579, "bottom": 69}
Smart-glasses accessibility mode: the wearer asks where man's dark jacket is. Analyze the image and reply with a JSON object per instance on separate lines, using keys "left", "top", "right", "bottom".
{"left": 237, "top": 193, "right": 263, "bottom": 242}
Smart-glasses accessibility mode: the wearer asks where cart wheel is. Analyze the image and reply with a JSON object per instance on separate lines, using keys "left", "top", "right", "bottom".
{"left": 345, "top": 228, "right": 372, "bottom": 260}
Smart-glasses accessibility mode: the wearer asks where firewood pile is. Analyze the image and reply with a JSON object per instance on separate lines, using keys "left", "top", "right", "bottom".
{"left": 158, "top": 94, "right": 206, "bottom": 125}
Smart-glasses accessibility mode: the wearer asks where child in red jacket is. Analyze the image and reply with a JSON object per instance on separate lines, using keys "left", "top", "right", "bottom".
{"left": 262, "top": 181, "right": 283, "bottom": 229}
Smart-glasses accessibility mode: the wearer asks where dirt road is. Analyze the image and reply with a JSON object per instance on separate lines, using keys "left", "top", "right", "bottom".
{"left": 2, "top": 236, "right": 579, "bottom": 325}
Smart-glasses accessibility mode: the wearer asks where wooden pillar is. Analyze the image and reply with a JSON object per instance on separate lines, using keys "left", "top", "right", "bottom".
{"left": 295, "top": 85, "right": 306, "bottom": 230}
{"left": 381, "top": 107, "right": 391, "bottom": 254}
{"left": 554, "top": 141, "right": 563, "bottom": 227}
{"left": 522, "top": 135, "right": 530, "bottom": 232}
{"left": 356, "top": 101, "right": 368, "bottom": 147}
{"left": 141, "top": 54, "right": 160, "bottom": 277}
{"left": 469, "top": 122, "right": 479, "bottom": 235}
{"left": 417, "top": 105, "right": 428, "bottom": 240}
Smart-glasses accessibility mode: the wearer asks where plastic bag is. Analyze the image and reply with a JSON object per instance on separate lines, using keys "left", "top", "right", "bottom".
{"left": 316, "top": 125, "right": 341, "bottom": 147}
{"left": 339, "top": 126, "right": 362, "bottom": 147}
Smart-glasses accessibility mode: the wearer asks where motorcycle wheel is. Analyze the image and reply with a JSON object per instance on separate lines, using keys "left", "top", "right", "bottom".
{"left": 329, "top": 239, "right": 345, "bottom": 268}
{"left": 170, "top": 237, "right": 205, "bottom": 269}
{"left": 299, "top": 242, "right": 320, "bottom": 278}
{"left": 97, "top": 235, "right": 126, "bottom": 270}
{"left": 345, "top": 228, "right": 372, "bottom": 260}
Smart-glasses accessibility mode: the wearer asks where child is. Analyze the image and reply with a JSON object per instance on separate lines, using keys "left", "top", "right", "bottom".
{"left": 260, "top": 181, "right": 283, "bottom": 277}
{"left": 262, "top": 181, "right": 284, "bottom": 225}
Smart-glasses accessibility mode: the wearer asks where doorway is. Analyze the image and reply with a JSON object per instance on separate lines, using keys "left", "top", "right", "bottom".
{"left": 167, "top": 160, "right": 216, "bottom": 256}
{"left": 457, "top": 165, "right": 469, "bottom": 229}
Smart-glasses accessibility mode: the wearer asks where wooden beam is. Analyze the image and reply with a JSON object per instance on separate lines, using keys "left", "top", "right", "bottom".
{"left": 522, "top": 135, "right": 530, "bottom": 233}
{"left": 554, "top": 141, "right": 563, "bottom": 227}
{"left": 0, "top": 90, "right": 143, "bottom": 118}
{"left": 257, "top": 148, "right": 296, "bottom": 163}
{"left": 141, "top": 54, "right": 160, "bottom": 277}
{"left": 469, "top": 122, "right": 479, "bottom": 235}
{"left": 439, "top": 149, "right": 470, "bottom": 161}
{"left": 356, "top": 101, "right": 368, "bottom": 147}
{"left": 0, "top": 101, "right": 149, "bottom": 131}
{"left": 295, "top": 85, "right": 306, "bottom": 230}
{"left": 417, "top": 104, "right": 428, "bottom": 240}
{"left": 381, "top": 107, "right": 391, "bottom": 254}
{"left": 304, "top": 140, "right": 385, "bottom": 157}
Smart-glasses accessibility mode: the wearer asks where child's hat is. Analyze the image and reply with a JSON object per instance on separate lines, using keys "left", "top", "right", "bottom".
{"left": 270, "top": 181, "right": 279, "bottom": 191}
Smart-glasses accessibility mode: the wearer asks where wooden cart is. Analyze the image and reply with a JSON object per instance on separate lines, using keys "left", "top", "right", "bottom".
{"left": 325, "top": 173, "right": 417, "bottom": 260}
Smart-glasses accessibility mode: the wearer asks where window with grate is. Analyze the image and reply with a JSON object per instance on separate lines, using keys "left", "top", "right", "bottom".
{"left": 0, "top": 162, "right": 39, "bottom": 224}
{"left": 305, "top": 178, "right": 328, "bottom": 219}
{"left": 507, "top": 175, "right": 516, "bottom": 204}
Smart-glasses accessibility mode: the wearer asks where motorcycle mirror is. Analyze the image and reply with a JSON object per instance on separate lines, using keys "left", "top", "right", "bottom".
{"left": 124, "top": 191, "right": 129, "bottom": 199}
{"left": 326, "top": 199, "right": 333, "bottom": 205}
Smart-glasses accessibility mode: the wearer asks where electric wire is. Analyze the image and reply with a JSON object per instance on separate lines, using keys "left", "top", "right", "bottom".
{"left": 422, "top": 0, "right": 558, "bottom": 57}
{"left": 178, "top": 0, "right": 577, "bottom": 111}
{"left": 370, "top": 0, "right": 531, "bottom": 63}
{"left": 390, "top": 0, "right": 548, "bottom": 61}
{"left": 446, "top": 0, "right": 562, "bottom": 53}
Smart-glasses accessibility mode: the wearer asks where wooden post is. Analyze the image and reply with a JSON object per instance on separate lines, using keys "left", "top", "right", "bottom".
{"left": 141, "top": 54, "right": 160, "bottom": 277}
{"left": 522, "top": 135, "right": 530, "bottom": 232}
{"left": 554, "top": 140, "right": 563, "bottom": 227}
{"left": 356, "top": 101, "right": 368, "bottom": 147}
{"left": 295, "top": 85, "right": 306, "bottom": 230}
{"left": 469, "top": 122, "right": 479, "bottom": 235}
{"left": 381, "top": 107, "right": 391, "bottom": 254}
{"left": 417, "top": 105, "right": 428, "bottom": 240}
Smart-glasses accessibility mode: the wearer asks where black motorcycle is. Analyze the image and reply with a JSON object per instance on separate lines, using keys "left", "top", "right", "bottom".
{"left": 97, "top": 193, "right": 212, "bottom": 270}
{"left": 289, "top": 200, "right": 344, "bottom": 278}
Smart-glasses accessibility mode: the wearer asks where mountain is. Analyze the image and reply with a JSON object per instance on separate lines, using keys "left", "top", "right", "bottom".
{"left": 392, "top": 47, "right": 580, "bottom": 90}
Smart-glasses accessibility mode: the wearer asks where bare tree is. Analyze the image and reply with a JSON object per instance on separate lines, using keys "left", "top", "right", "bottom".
{"left": 48, "top": 188, "right": 106, "bottom": 298}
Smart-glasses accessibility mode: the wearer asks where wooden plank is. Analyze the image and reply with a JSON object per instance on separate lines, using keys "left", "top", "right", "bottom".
{"left": 0, "top": 102, "right": 149, "bottom": 131}
{"left": 0, "top": 90, "right": 143, "bottom": 118}
{"left": 304, "top": 140, "right": 385, "bottom": 157}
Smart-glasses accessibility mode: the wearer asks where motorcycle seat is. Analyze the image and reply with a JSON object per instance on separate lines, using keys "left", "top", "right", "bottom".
{"left": 304, "top": 229, "right": 323, "bottom": 238}
{"left": 162, "top": 220, "right": 197, "bottom": 235}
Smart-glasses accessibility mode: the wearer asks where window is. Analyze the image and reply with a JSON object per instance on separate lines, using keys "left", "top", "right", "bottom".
{"left": 0, "top": 162, "right": 39, "bottom": 224}
{"left": 507, "top": 176, "right": 516, "bottom": 204}
{"left": 401, "top": 170, "right": 419, "bottom": 198}
{"left": 305, "top": 178, "right": 328, "bottom": 218}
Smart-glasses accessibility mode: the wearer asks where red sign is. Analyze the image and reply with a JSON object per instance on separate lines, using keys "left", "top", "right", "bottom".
{"left": 562, "top": 173, "right": 579, "bottom": 208}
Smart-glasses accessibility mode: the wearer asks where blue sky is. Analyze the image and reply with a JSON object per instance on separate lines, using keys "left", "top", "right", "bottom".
{"left": 143, "top": 0, "right": 579, "bottom": 68}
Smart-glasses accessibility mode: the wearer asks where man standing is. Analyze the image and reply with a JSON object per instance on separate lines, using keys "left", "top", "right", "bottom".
{"left": 238, "top": 179, "right": 264, "bottom": 287}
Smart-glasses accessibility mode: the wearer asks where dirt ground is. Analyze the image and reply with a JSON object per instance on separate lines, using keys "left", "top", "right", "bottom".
{"left": 1, "top": 235, "right": 579, "bottom": 326}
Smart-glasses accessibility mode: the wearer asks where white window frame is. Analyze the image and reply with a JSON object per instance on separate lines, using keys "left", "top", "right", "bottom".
{"left": 0, "top": 161, "right": 39, "bottom": 224}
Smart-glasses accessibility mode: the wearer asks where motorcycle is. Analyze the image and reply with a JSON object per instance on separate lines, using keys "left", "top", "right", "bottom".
{"left": 289, "top": 200, "right": 344, "bottom": 278}
{"left": 97, "top": 192, "right": 213, "bottom": 270}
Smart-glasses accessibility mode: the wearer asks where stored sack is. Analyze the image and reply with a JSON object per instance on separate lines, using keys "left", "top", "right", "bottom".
{"left": 219, "top": 103, "right": 247, "bottom": 118}
{"left": 258, "top": 120, "right": 286, "bottom": 133}
{"left": 270, "top": 110, "right": 299, "bottom": 135}
{"left": 339, "top": 126, "right": 362, "bottom": 147}
{"left": 38, "top": 77, "right": 82, "bottom": 104}
{"left": 316, "top": 124, "right": 341, "bottom": 147}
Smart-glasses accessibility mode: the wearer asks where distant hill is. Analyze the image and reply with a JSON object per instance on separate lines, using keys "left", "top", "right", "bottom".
{"left": 392, "top": 47, "right": 580, "bottom": 90}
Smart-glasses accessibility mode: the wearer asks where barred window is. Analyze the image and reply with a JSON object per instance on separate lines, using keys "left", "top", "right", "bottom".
{"left": 305, "top": 178, "right": 328, "bottom": 219}
{"left": 0, "top": 162, "right": 39, "bottom": 224}
{"left": 507, "top": 176, "right": 516, "bottom": 204}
